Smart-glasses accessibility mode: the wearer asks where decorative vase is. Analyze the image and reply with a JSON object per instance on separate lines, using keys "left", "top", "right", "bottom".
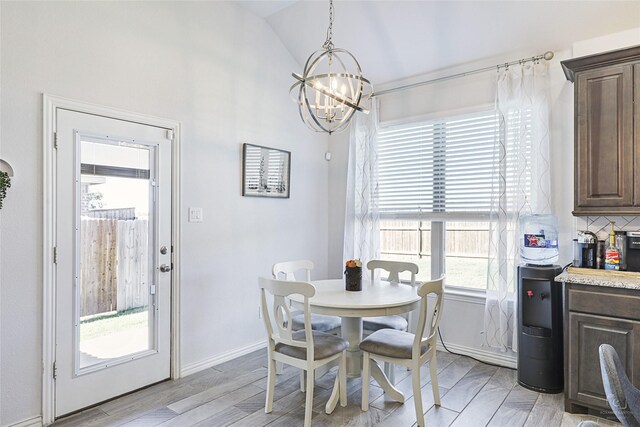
{"left": 344, "top": 266, "right": 362, "bottom": 291}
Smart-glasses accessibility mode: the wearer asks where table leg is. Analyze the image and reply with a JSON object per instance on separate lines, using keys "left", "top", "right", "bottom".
{"left": 326, "top": 317, "right": 362, "bottom": 413}
{"left": 341, "top": 317, "right": 363, "bottom": 377}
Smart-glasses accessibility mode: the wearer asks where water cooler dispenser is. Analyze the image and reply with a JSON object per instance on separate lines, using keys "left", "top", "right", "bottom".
{"left": 517, "top": 264, "right": 564, "bottom": 393}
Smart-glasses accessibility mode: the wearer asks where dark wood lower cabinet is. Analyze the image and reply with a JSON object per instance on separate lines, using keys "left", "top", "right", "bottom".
{"left": 563, "top": 283, "right": 640, "bottom": 414}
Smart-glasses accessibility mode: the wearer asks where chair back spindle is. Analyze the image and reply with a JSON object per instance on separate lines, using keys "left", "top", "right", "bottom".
{"left": 258, "top": 277, "right": 315, "bottom": 359}
{"left": 367, "top": 260, "right": 418, "bottom": 284}
{"left": 413, "top": 277, "right": 445, "bottom": 359}
{"left": 272, "top": 260, "right": 313, "bottom": 281}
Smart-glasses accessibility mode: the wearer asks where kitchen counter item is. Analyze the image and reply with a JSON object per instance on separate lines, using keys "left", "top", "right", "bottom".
{"left": 597, "top": 240, "right": 606, "bottom": 269}
{"left": 626, "top": 232, "right": 640, "bottom": 272}
{"left": 604, "top": 221, "right": 620, "bottom": 271}
{"left": 615, "top": 231, "right": 627, "bottom": 270}
{"left": 574, "top": 231, "right": 597, "bottom": 268}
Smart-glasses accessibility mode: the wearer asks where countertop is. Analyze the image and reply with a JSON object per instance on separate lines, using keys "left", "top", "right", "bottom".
{"left": 555, "top": 270, "right": 640, "bottom": 291}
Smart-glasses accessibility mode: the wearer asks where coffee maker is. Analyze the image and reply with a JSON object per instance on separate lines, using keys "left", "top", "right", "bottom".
{"left": 573, "top": 231, "right": 597, "bottom": 268}
{"left": 626, "top": 232, "right": 640, "bottom": 272}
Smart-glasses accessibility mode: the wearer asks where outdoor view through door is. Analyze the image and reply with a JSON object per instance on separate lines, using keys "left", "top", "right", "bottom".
{"left": 54, "top": 109, "right": 171, "bottom": 417}
{"left": 79, "top": 139, "right": 153, "bottom": 368}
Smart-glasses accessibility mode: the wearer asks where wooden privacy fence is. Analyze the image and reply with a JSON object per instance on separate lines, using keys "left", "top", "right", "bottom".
{"left": 380, "top": 220, "right": 490, "bottom": 258}
{"left": 80, "top": 218, "right": 149, "bottom": 317}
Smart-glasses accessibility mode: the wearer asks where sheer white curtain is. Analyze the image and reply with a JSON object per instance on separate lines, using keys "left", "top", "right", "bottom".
{"left": 343, "top": 101, "right": 380, "bottom": 278}
{"left": 484, "top": 62, "right": 551, "bottom": 352}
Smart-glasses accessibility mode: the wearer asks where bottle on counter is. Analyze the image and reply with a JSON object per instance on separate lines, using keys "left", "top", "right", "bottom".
{"left": 597, "top": 240, "right": 606, "bottom": 269}
{"left": 605, "top": 221, "right": 621, "bottom": 271}
{"left": 615, "top": 231, "right": 627, "bottom": 271}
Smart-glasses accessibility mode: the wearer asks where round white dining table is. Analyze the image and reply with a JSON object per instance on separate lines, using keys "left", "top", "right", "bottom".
{"left": 289, "top": 278, "right": 420, "bottom": 409}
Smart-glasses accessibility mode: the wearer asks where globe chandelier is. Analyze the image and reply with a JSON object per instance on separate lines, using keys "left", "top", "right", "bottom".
{"left": 290, "top": 0, "right": 373, "bottom": 135}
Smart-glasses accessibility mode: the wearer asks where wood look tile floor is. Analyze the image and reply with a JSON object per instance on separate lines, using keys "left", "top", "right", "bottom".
{"left": 52, "top": 349, "right": 621, "bottom": 427}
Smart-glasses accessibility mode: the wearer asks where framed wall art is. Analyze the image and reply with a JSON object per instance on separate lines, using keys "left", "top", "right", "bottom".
{"left": 242, "top": 143, "right": 291, "bottom": 198}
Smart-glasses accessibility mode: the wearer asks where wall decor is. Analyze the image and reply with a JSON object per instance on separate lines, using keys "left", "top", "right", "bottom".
{"left": 242, "top": 143, "right": 290, "bottom": 198}
{"left": 0, "top": 170, "right": 10, "bottom": 209}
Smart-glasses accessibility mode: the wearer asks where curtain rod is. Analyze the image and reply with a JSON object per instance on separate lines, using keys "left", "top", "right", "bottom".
{"left": 370, "top": 51, "right": 554, "bottom": 98}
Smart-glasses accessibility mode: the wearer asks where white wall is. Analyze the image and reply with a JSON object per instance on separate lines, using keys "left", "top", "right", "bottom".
{"left": 328, "top": 30, "right": 640, "bottom": 363}
{"left": 0, "top": 2, "right": 329, "bottom": 425}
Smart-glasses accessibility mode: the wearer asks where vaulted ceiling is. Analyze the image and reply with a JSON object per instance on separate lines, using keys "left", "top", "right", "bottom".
{"left": 238, "top": 1, "right": 640, "bottom": 85}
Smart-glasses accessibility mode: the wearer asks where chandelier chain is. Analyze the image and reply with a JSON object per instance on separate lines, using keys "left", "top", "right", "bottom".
{"left": 323, "top": 0, "right": 334, "bottom": 50}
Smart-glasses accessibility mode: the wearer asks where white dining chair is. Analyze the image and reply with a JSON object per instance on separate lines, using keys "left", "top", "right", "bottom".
{"left": 259, "top": 277, "right": 348, "bottom": 427}
{"left": 363, "top": 260, "right": 419, "bottom": 333}
{"left": 273, "top": 260, "right": 342, "bottom": 391}
{"left": 360, "top": 276, "right": 445, "bottom": 427}
{"left": 363, "top": 260, "right": 419, "bottom": 382}
{"left": 272, "top": 260, "right": 341, "bottom": 333}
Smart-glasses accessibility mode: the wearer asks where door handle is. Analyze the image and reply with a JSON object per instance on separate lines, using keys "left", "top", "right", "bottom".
{"left": 160, "top": 264, "right": 172, "bottom": 273}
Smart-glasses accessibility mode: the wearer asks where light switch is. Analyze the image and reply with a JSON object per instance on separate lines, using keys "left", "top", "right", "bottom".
{"left": 188, "top": 207, "right": 203, "bottom": 223}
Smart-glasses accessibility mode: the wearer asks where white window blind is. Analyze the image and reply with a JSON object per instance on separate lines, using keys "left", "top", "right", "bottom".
{"left": 378, "top": 108, "right": 533, "bottom": 220}
{"left": 378, "top": 110, "right": 500, "bottom": 220}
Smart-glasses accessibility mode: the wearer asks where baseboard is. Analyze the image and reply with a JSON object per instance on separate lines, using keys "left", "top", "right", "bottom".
{"left": 436, "top": 340, "right": 517, "bottom": 369}
{"left": 180, "top": 341, "right": 266, "bottom": 377}
{"left": 5, "top": 416, "right": 42, "bottom": 427}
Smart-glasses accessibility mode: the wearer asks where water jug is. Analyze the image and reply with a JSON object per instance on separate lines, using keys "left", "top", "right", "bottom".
{"left": 519, "top": 214, "right": 559, "bottom": 265}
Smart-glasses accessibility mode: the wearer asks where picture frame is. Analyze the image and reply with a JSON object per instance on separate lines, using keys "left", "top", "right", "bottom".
{"left": 242, "top": 143, "right": 291, "bottom": 198}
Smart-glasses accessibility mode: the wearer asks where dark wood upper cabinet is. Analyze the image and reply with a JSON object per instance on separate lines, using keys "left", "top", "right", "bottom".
{"left": 576, "top": 65, "right": 633, "bottom": 209}
{"left": 562, "top": 45, "right": 640, "bottom": 215}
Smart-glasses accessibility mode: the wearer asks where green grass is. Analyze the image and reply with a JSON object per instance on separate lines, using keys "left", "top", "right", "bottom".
{"left": 80, "top": 307, "right": 148, "bottom": 341}
{"left": 382, "top": 254, "right": 488, "bottom": 290}
{"left": 445, "top": 256, "right": 488, "bottom": 290}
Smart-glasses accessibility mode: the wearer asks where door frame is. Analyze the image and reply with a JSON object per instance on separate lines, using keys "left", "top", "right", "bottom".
{"left": 42, "top": 94, "right": 182, "bottom": 425}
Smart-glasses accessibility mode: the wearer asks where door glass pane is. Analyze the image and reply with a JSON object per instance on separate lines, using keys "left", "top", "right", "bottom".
{"left": 78, "top": 137, "right": 155, "bottom": 371}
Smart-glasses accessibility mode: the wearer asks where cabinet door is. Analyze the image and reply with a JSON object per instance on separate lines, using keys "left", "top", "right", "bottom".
{"left": 635, "top": 64, "right": 640, "bottom": 206}
{"left": 568, "top": 312, "right": 640, "bottom": 409}
{"left": 575, "top": 64, "right": 633, "bottom": 209}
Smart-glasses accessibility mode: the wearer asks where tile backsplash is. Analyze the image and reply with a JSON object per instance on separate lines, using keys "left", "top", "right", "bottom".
{"left": 576, "top": 216, "right": 640, "bottom": 240}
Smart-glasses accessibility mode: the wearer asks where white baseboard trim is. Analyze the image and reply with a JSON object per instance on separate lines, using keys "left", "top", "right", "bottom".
{"left": 6, "top": 416, "right": 43, "bottom": 427}
{"left": 436, "top": 340, "right": 517, "bottom": 369}
{"left": 180, "top": 341, "right": 266, "bottom": 377}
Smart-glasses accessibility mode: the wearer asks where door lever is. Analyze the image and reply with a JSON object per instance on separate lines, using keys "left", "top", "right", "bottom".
{"left": 160, "top": 264, "right": 172, "bottom": 273}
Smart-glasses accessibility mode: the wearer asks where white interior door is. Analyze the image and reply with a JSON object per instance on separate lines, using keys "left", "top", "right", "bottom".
{"left": 54, "top": 109, "right": 172, "bottom": 417}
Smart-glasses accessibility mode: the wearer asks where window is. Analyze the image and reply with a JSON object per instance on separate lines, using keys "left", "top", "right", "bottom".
{"left": 378, "top": 110, "right": 500, "bottom": 290}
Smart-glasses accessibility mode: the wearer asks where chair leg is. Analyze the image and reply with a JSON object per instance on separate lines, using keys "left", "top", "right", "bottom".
{"left": 304, "top": 368, "right": 314, "bottom": 427}
{"left": 412, "top": 362, "right": 425, "bottom": 427}
{"left": 361, "top": 352, "right": 371, "bottom": 411}
{"left": 339, "top": 352, "right": 347, "bottom": 407}
{"left": 276, "top": 361, "right": 283, "bottom": 375}
{"left": 299, "top": 370, "right": 306, "bottom": 393}
{"left": 429, "top": 352, "right": 441, "bottom": 405}
{"left": 265, "top": 356, "right": 276, "bottom": 413}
